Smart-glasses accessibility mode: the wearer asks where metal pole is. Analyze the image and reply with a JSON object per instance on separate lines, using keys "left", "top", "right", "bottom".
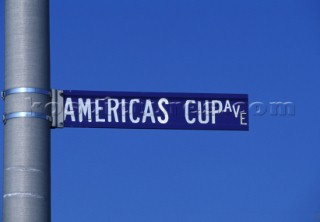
{"left": 3, "top": 0, "right": 51, "bottom": 221}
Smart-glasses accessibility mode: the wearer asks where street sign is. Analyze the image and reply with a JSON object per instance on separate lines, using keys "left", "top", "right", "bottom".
{"left": 62, "top": 90, "right": 249, "bottom": 130}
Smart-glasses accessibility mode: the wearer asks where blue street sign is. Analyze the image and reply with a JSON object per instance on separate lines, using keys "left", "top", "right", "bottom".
{"left": 62, "top": 90, "right": 249, "bottom": 130}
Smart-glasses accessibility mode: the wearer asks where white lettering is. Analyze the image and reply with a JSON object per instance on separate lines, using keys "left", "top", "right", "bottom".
{"left": 95, "top": 99, "right": 105, "bottom": 122}
{"left": 185, "top": 100, "right": 196, "bottom": 124}
{"left": 157, "top": 98, "right": 169, "bottom": 124}
{"left": 240, "top": 112, "right": 247, "bottom": 125}
{"left": 142, "top": 100, "right": 156, "bottom": 123}
{"left": 233, "top": 103, "right": 241, "bottom": 118}
{"left": 121, "top": 99, "right": 126, "bottom": 123}
{"left": 211, "top": 100, "right": 223, "bottom": 124}
{"left": 129, "top": 99, "right": 140, "bottom": 123}
{"left": 64, "top": 98, "right": 75, "bottom": 121}
{"left": 223, "top": 100, "right": 232, "bottom": 113}
{"left": 108, "top": 98, "right": 120, "bottom": 122}
{"left": 78, "top": 98, "right": 92, "bottom": 122}
{"left": 198, "top": 100, "right": 210, "bottom": 124}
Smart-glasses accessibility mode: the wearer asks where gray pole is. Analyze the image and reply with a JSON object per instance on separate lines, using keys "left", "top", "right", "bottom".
{"left": 3, "top": 0, "right": 51, "bottom": 222}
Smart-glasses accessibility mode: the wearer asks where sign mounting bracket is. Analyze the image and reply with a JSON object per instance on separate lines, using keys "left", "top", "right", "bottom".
{"left": 51, "top": 89, "right": 64, "bottom": 128}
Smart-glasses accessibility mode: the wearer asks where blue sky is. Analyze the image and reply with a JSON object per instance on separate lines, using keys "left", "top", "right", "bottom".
{"left": 1, "top": 0, "right": 320, "bottom": 221}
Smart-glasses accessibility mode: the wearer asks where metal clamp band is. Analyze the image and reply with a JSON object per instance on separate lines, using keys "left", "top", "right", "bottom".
{"left": 3, "top": 112, "right": 52, "bottom": 124}
{"left": 1, "top": 87, "right": 51, "bottom": 99}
